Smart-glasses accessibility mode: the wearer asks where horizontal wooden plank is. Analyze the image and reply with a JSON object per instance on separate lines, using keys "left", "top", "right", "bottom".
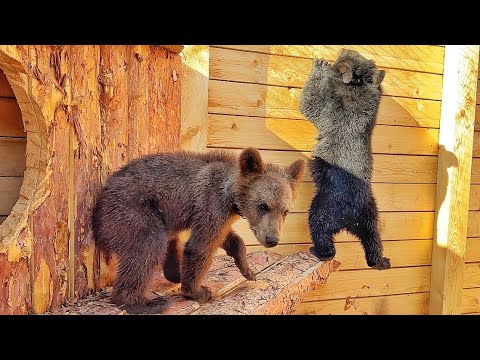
{"left": 470, "top": 186, "right": 480, "bottom": 210}
{"left": 0, "top": 98, "right": 24, "bottom": 137}
{"left": 475, "top": 105, "right": 480, "bottom": 131}
{"left": 208, "top": 115, "right": 439, "bottom": 156}
{"left": 477, "top": 81, "right": 480, "bottom": 104}
{"left": 468, "top": 211, "right": 480, "bottom": 237}
{"left": 466, "top": 238, "right": 480, "bottom": 262}
{"left": 0, "top": 177, "right": 23, "bottom": 215}
{"left": 290, "top": 182, "right": 435, "bottom": 213}
{"left": 247, "top": 239, "right": 432, "bottom": 270}
{"left": 0, "top": 70, "right": 15, "bottom": 98}
{"left": 462, "top": 287, "right": 480, "bottom": 314}
{"left": 0, "top": 138, "right": 26, "bottom": 176}
{"left": 210, "top": 47, "right": 443, "bottom": 100}
{"left": 464, "top": 263, "right": 480, "bottom": 289}
{"left": 294, "top": 292, "right": 429, "bottom": 315}
{"left": 208, "top": 80, "right": 441, "bottom": 128}
{"left": 221, "top": 148, "right": 438, "bottom": 184}
{"left": 473, "top": 132, "right": 480, "bottom": 158}
{"left": 471, "top": 158, "right": 480, "bottom": 184}
{"left": 303, "top": 266, "right": 430, "bottom": 302}
{"left": 215, "top": 45, "right": 444, "bottom": 74}
{"left": 235, "top": 211, "right": 434, "bottom": 246}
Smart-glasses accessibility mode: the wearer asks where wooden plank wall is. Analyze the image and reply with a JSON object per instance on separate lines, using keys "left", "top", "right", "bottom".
{"left": 0, "top": 69, "right": 26, "bottom": 225}
{"left": 0, "top": 46, "right": 181, "bottom": 314}
{"left": 207, "top": 45, "right": 446, "bottom": 315}
{"left": 463, "top": 67, "right": 480, "bottom": 315}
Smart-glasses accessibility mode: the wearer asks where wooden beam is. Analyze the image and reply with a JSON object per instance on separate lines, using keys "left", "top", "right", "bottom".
{"left": 180, "top": 45, "right": 209, "bottom": 151}
{"left": 429, "top": 45, "right": 480, "bottom": 315}
{"left": 159, "top": 45, "right": 184, "bottom": 54}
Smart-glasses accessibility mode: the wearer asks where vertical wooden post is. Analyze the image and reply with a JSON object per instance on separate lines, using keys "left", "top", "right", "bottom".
{"left": 180, "top": 45, "right": 209, "bottom": 152}
{"left": 430, "top": 45, "right": 479, "bottom": 314}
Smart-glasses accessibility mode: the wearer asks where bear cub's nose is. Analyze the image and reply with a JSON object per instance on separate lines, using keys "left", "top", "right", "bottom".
{"left": 265, "top": 236, "right": 279, "bottom": 247}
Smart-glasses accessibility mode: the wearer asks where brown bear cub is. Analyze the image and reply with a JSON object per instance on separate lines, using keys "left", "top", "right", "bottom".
{"left": 92, "top": 148, "right": 305, "bottom": 313}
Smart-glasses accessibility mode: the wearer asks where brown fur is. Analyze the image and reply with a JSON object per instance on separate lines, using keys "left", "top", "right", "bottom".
{"left": 92, "top": 148, "right": 305, "bottom": 313}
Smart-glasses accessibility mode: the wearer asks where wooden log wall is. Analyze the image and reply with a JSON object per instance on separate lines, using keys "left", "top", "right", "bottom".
{"left": 207, "top": 45, "right": 447, "bottom": 315}
{"left": 0, "top": 45, "right": 181, "bottom": 314}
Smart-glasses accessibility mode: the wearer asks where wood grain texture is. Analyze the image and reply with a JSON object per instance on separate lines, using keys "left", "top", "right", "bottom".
{"left": 181, "top": 45, "right": 209, "bottom": 151}
{"left": 462, "top": 287, "right": 480, "bottom": 313}
{"left": 127, "top": 45, "right": 150, "bottom": 159}
{"left": 468, "top": 211, "right": 480, "bottom": 237}
{"left": 246, "top": 239, "right": 432, "bottom": 270}
{"left": 70, "top": 45, "right": 102, "bottom": 297}
{"left": 430, "top": 45, "right": 479, "bottom": 315}
{"left": 466, "top": 238, "right": 480, "bottom": 262}
{"left": 235, "top": 211, "right": 434, "bottom": 246}
{"left": 208, "top": 115, "right": 439, "bottom": 155}
{"left": 160, "top": 45, "right": 184, "bottom": 54}
{"left": 222, "top": 148, "right": 438, "bottom": 183}
{"left": 0, "top": 177, "right": 23, "bottom": 215}
{"left": 0, "top": 138, "right": 26, "bottom": 176}
{"left": 98, "top": 45, "right": 129, "bottom": 288}
{"left": 464, "top": 262, "right": 480, "bottom": 288}
{"left": 148, "top": 46, "right": 181, "bottom": 153}
{"left": 29, "top": 45, "right": 70, "bottom": 313}
{"left": 0, "top": 98, "right": 24, "bottom": 136}
{"left": 0, "top": 69, "right": 15, "bottom": 97}
{"left": 294, "top": 292, "right": 430, "bottom": 315}
{"left": 0, "top": 254, "right": 30, "bottom": 314}
{"left": 194, "top": 253, "right": 339, "bottom": 315}
{"left": 215, "top": 45, "right": 444, "bottom": 74}
{"left": 470, "top": 158, "right": 480, "bottom": 183}
{"left": 208, "top": 80, "right": 441, "bottom": 128}
{"left": 303, "top": 266, "right": 431, "bottom": 302}
{"left": 210, "top": 47, "right": 443, "bottom": 100}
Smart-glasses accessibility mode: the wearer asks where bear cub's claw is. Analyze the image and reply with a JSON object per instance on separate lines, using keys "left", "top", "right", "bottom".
{"left": 242, "top": 267, "right": 256, "bottom": 282}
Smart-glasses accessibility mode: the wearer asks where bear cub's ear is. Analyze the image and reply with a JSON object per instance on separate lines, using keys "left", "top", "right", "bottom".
{"left": 239, "top": 147, "right": 265, "bottom": 176}
{"left": 286, "top": 159, "right": 306, "bottom": 188}
{"left": 373, "top": 69, "right": 385, "bottom": 86}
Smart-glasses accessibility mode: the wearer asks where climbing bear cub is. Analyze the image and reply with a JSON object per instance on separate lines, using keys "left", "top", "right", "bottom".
{"left": 92, "top": 148, "right": 305, "bottom": 313}
{"left": 299, "top": 49, "right": 391, "bottom": 270}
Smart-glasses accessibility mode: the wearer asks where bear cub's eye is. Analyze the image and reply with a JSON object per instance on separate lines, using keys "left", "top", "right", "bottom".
{"left": 259, "top": 203, "right": 269, "bottom": 212}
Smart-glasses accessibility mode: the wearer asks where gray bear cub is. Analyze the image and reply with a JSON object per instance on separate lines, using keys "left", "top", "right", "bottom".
{"left": 299, "top": 49, "right": 391, "bottom": 270}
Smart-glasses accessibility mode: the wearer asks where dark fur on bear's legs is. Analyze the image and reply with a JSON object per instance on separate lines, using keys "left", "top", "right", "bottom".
{"left": 346, "top": 195, "right": 390, "bottom": 270}
{"left": 309, "top": 157, "right": 390, "bottom": 269}
{"left": 112, "top": 229, "right": 169, "bottom": 314}
{"left": 308, "top": 193, "right": 338, "bottom": 261}
{"left": 163, "top": 236, "right": 183, "bottom": 283}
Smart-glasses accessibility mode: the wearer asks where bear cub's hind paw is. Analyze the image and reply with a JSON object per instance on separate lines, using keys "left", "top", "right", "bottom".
{"left": 371, "top": 257, "right": 391, "bottom": 270}
{"left": 182, "top": 285, "right": 213, "bottom": 304}
{"left": 309, "top": 246, "right": 336, "bottom": 261}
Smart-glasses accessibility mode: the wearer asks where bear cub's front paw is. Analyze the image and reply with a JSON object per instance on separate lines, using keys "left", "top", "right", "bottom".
{"left": 241, "top": 267, "right": 256, "bottom": 281}
{"left": 314, "top": 58, "right": 331, "bottom": 69}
